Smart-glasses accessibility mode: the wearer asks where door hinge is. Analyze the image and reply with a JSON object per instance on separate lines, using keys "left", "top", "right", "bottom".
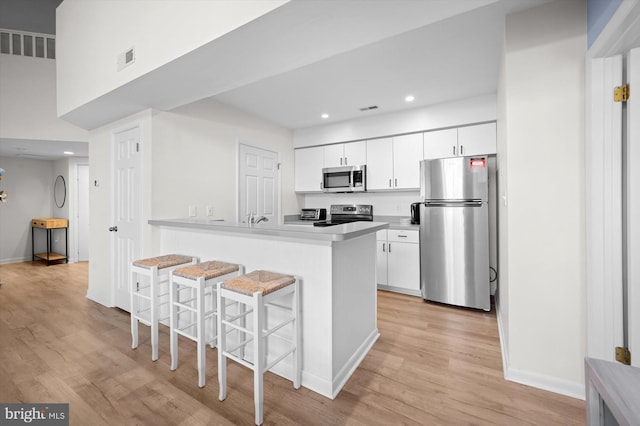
{"left": 614, "top": 84, "right": 630, "bottom": 102}
{"left": 615, "top": 346, "right": 631, "bottom": 365}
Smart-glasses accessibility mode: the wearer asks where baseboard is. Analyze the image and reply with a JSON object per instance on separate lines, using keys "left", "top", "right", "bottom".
{"left": 505, "top": 367, "right": 585, "bottom": 400}
{"left": 331, "top": 328, "right": 381, "bottom": 399}
{"left": 85, "top": 288, "right": 113, "bottom": 307}
{"left": 495, "top": 297, "right": 585, "bottom": 400}
{"left": 0, "top": 256, "right": 31, "bottom": 265}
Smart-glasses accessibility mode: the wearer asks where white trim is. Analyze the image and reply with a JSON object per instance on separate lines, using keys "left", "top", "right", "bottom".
{"left": 86, "top": 287, "right": 113, "bottom": 307}
{"left": 585, "top": 54, "right": 624, "bottom": 363}
{"left": 331, "top": 328, "right": 380, "bottom": 399}
{"left": 110, "top": 122, "right": 143, "bottom": 309}
{"left": 496, "top": 294, "right": 584, "bottom": 400}
{"left": 589, "top": 0, "right": 640, "bottom": 58}
{"left": 505, "top": 367, "right": 585, "bottom": 401}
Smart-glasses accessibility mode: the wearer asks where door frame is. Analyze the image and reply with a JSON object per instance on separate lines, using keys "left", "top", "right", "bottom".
{"left": 76, "top": 162, "right": 90, "bottom": 262}
{"left": 586, "top": 1, "right": 640, "bottom": 366}
{"left": 236, "top": 141, "right": 282, "bottom": 224}
{"left": 110, "top": 122, "right": 144, "bottom": 309}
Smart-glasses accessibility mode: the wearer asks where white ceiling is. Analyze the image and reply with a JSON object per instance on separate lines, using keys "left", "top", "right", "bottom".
{"left": 0, "top": 138, "right": 88, "bottom": 160}
{"left": 2, "top": 0, "right": 552, "bottom": 160}
{"left": 61, "top": 0, "right": 551, "bottom": 131}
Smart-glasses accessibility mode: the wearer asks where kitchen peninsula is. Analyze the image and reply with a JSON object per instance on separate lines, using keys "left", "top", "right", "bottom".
{"left": 148, "top": 218, "right": 388, "bottom": 399}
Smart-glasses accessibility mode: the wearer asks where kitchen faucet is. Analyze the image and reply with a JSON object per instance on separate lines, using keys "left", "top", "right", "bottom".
{"left": 246, "top": 212, "right": 269, "bottom": 225}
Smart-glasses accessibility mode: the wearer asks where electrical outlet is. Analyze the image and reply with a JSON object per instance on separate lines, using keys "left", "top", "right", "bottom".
{"left": 206, "top": 206, "right": 213, "bottom": 216}
{"left": 188, "top": 205, "right": 197, "bottom": 217}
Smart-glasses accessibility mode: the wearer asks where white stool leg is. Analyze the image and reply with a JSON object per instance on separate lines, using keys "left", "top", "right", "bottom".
{"left": 150, "top": 266, "right": 159, "bottom": 361}
{"left": 254, "top": 291, "right": 264, "bottom": 426}
{"left": 130, "top": 266, "right": 138, "bottom": 349}
{"left": 197, "top": 277, "right": 206, "bottom": 388}
{"left": 217, "top": 284, "right": 227, "bottom": 401}
{"left": 170, "top": 272, "right": 178, "bottom": 371}
{"left": 208, "top": 284, "right": 217, "bottom": 349}
{"left": 293, "top": 279, "right": 301, "bottom": 389}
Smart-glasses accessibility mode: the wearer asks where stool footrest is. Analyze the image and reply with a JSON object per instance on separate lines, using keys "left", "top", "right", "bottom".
{"left": 226, "top": 336, "right": 254, "bottom": 354}
{"left": 222, "top": 319, "right": 252, "bottom": 336}
{"left": 223, "top": 351, "right": 253, "bottom": 369}
{"left": 133, "top": 293, "right": 151, "bottom": 301}
{"left": 265, "top": 347, "right": 295, "bottom": 372}
{"left": 264, "top": 316, "right": 294, "bottom": 338}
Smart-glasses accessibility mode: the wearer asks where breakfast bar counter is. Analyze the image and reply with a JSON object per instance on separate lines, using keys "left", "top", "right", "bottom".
{"left": 149, "top": 218, "right": 388, "bottom": 399}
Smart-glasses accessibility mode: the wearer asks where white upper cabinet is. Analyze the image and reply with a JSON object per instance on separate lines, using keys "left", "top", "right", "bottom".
{"left": 423, "top": 128, "right": 458, "bottom": 159}
{"left": 323, "top": 141, "right": 367, "bottom": 167}
{"left": 424, "top": 123, "right": 496, "bottom": 159}
{"left": 367, "top": 133, "right": 423, "bottom": 190}
{"left": 392, "top": 133, "right": 423, "bottom": 189}
{"left": 457, "top": 123, "right": 496, "bottom": 157}
{"left": 294, "top": 146, "right": 324, "bottom": 192}
{"left": 366, "top": 137, "right": 394, "bottom": 190}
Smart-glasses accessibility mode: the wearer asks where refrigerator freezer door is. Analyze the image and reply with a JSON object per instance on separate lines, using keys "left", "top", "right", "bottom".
{"left": 420, "top": 203, "right": 490, "bottom": 310}
{"left": 420, "top": 156, "right": 488, "bottom": 201}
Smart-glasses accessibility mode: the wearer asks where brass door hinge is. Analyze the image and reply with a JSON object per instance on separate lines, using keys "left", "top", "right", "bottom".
{"left": 614, "top": 84, "right": 630, "bottom": 102}
{"left": 615, "top": 346, "right": 631, "bottom": 365}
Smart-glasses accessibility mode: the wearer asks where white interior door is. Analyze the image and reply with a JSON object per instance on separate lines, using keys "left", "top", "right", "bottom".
{"left": 586, "top": 54, "right": 624, "bottom": 363}
{"left": 112, "top": 127, "right": 141, "bottom": 311}
{"left": 627, "top": 47, "right": 640, "bottom": 367}
{"left": 77, "top": 164, "right": 90, "bottom": 261}
{"left": 238, "top": 143, "right": 280, "bottom": 223}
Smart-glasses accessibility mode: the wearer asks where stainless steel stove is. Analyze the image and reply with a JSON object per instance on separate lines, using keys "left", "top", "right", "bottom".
{"left": 313, "top": 204, "right": 373, "bottom": 227}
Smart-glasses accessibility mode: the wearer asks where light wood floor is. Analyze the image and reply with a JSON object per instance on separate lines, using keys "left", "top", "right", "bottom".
{"left": 0, "top": 261, "right": 585, "bottom": 425}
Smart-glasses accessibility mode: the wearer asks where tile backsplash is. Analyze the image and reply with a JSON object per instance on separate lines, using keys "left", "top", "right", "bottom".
{"left": 303, "top": 191, "right": 420, "bottom": 217}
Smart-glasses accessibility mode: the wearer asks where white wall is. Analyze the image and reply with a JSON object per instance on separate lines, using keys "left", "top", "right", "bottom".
{"left": 0, "top": 156, "right": 53, "bottom": 263}
{"left": 0, "top": 54, "right": 88, "bottom": 141}
{"left": 293, "top": 94, "right": 496, "bottom": 148}
{"left": 498, "top": 0, "right": 586, "bottom": 398}
{"left": 151, "top": 98, "right": 295, "bottom": 223}
{"left": 86, "top": 101, "right": 295, "bottom": 306}
{"left": 55, "top": 0, "right": 287, "bottom": 117}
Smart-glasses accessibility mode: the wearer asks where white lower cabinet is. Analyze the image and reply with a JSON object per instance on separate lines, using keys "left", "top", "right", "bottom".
{"left": 376, "top": 229, "right": 420, "bottom": 296}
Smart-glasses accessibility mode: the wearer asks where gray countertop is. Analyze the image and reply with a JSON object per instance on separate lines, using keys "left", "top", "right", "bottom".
{"left": 149, "top": 218, "right": 389, "bottom": 242}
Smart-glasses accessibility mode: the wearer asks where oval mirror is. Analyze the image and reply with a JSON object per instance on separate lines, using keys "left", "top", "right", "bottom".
{"left": 54, "top": 175, "right": 66, "bottom": 208}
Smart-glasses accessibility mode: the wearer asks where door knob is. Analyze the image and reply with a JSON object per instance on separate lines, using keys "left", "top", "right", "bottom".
{"left": 108, "top": 226, "right": 118, "bottom": 232}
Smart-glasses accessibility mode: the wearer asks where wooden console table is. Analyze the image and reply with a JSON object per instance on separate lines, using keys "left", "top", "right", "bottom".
{"left": 32, "top": 218, "right": 68, "bottom": 265}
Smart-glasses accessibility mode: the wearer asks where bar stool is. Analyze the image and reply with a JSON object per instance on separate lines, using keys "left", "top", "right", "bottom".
{"left": 169, "top": 260, "right": 243, "bottom": 387}
{"left": 217, "top": 270, "right": 301, "bottom": 426}
{"left": 130, "top": 254, "right": 199, "bottom": 361}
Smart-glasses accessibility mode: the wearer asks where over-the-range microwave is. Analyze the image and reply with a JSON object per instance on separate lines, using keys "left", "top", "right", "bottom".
{"left": 322, "top": 165, "right": 366, "bottom": 193}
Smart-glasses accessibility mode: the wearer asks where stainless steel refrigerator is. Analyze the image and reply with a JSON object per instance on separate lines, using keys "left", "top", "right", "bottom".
{"left": 419, "top": 156, "right": 490, "bottom": 311}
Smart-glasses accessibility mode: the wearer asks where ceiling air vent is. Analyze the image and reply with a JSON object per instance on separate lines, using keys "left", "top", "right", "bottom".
{"left": 359, "top": 105, "right": 379, "bottom": 112}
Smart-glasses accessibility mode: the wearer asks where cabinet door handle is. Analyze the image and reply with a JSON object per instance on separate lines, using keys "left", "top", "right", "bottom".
{"left": 395, "top": 178, "right": 398, "bottom": 187}
{"left": 397, "top": 234, "right": 407, "bottom": 238}
{"left": 389, "top": 243, "right": 392, "bottom": 252}
{"left": 340, "top": 157, "right": 343, "bottom": 165}
{"left": 460, "top": 145, "right": 464, "bottom": 155}
{"left": 344, "top": 157, "right": 348, "bottom": 165}
{"left": 453, "top": 146, "right": 456, "bottom": 156}
{"left": 382, "top": 243, "right": 386, "bottom": 252}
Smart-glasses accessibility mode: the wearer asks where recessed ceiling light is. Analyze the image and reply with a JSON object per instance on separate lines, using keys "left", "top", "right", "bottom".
{"left": 405, "top": 95, "right": 415, "bottom": 102}
{"left": 321, "top": 113, "right": 329, "bottom": 119}
{"left": 64, "top": 151, "right": 74, "bottom": 155}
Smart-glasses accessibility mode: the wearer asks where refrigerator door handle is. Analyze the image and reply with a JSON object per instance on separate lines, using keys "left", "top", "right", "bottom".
{"left": 423, "top": 200, "right": 483, "bottom": 207}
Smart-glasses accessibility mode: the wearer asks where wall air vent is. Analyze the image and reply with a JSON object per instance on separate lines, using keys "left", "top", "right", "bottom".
{"left": 0, "top": 29, "right": 55, "bottom": 59}
{"left": 117, "top": 47, "right": 135, "bottom": 71}
{"left": 359, "top": 105, "right": 379, "bottom": 111}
